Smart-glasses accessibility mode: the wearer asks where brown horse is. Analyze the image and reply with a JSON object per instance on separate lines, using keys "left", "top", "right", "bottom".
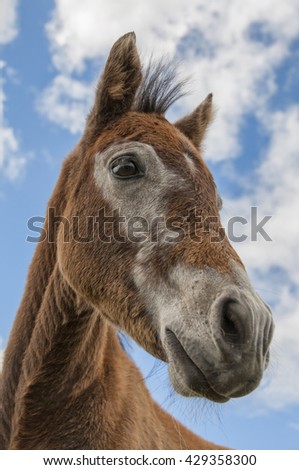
{"left": 0, "top": 32, "right": 274, "bottom": 450}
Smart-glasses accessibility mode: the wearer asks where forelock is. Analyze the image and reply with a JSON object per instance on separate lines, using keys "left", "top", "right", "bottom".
{"left": 133, "top": 60, "right": 188, "bottom": 115}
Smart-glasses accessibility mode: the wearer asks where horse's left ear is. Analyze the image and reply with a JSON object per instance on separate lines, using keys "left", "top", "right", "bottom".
{"left": 86, "top": 32, "right": 142, "bottom": 132}
{"left": 174, "top": 93, "right": 213, "bottom": 149}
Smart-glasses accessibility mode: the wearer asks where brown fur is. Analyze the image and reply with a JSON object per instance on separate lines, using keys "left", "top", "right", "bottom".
{"left": 175, "top": 93, "right": 214, "bottom": 149}
{"left": 0, "top": 32, "right": 248, "bottom": 449}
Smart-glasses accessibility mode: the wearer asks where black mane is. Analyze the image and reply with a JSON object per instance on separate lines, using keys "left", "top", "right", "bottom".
{"left": 134, "top": 60, "right": 187, "bottom": 115}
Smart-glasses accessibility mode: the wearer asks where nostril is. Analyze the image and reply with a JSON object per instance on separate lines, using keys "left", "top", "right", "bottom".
{"left": 221, "top": 301, "right": 244, "bottom": 346}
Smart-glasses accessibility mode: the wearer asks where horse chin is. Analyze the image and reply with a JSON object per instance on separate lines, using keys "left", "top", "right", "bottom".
{"left": 168, "top": 359, "right": 230, "bottom": 404}
{"left": 165, "top": 330, "right": 264, "bottom": 403}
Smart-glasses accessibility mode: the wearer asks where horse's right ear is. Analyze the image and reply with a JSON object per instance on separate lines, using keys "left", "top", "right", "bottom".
{"left": 86, "top": 32, "right": 142, "bottom": 132}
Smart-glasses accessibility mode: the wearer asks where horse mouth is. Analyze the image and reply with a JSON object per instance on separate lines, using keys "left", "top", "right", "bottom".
{"left": 165, "top": 328, "right": 230, "bottom": 403}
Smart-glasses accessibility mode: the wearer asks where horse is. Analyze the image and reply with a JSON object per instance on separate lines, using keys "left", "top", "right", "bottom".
{"left": 0, "top": 32, "right": 274, "bottom": 450}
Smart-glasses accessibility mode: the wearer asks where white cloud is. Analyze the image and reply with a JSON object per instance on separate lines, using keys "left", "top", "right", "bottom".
{"left": 223, "top": 105, "right": 299, "bottom": 282}
{"left": 37, "top": 75, "right": 93, "bottom": 134}
{"left": 0, "top": 0, "right": 19, "bottom": 45}
{"left": 254, "top": 287, "right": 299, "bottom": 410}
{"left": 221, "top": 104, "right": 299, "bottom": 410}
{"left": 0, "top": 65, "right": 27, "bottom": 181}
{"left": 46, "top": 0, "right": 299, "bottom": 75}
{"left": 42, "top": 0, "right": 299, "bottom": 162}
{"left": 0, "top": 2, "right": 28, "bottom": 181}
{"left": 46, "top": 0, "right": 197, "bottom": 73}
{"left": 0, "top": 125, "right": 26, "bottom": 181}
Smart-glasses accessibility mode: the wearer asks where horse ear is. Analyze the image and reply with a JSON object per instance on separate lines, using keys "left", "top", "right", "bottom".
{"left": 174, "top": 93, "right": 213, "bottom": 149}
{"left": 87, "top": 32, "right": 142, "bottom": 131}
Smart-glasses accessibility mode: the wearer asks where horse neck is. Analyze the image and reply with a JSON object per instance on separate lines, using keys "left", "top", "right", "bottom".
{"left": 0, "top": 147, "right": 86, "bottom": 448}
{"left": 9, "top": 261, "right": 119, "bottom": 449}
{"left": 0, "top": 233, "right": 55, "bottom": 449}
{"left": 16, "top": 263, "right": 112, "bottom": 393}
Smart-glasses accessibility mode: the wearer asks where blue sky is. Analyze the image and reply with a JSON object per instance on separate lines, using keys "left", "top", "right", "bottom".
{"left": 1, "top": 0, "right": 299, "bottom": 450}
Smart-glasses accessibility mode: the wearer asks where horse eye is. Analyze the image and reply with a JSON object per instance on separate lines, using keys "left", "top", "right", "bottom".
{"left": 110, "top": 157, "right": 144, "bottom": 179}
